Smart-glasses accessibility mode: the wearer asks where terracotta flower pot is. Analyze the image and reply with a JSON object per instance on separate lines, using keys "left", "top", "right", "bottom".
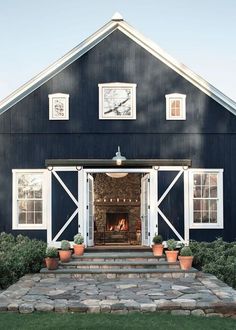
{"left": 45, "top": 257, "right": 58, "bottom": 270}
{"left": 178, "top": 256, "right": 194, "bottom": 270}
{"left": 73, "top": 244, "right": 85, "bottom": 256}
{"left": 152, "top": 244, "right": 164, "bottom": 257}
{"left": 59, "top": 250, "right": 72, "bottom": 262}
{"left": 165, "top": 250, "right": 179, "bottom": 262}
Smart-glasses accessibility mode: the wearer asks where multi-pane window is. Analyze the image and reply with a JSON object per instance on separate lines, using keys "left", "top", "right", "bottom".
{"left": 13, "top": 171, "right": 47, "bottom": 229}
{"left": 165, "top": 93, "right": 186, "bottom": 120}
{"left": 190, "top": 170, "right": 223, "bottom": 228}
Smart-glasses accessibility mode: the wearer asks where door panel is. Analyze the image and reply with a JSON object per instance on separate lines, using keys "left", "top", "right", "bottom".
{"left": 87, "top": 174, "right": 94, "bottom": 246}
{"left": 51, "top": 171, "right": 78, "bottom": 242}
{"left": 141, "top": 174, "right": 150, "bottom": 246}
{"left": 157, "top": 171, "right": 184, "bottom": 241}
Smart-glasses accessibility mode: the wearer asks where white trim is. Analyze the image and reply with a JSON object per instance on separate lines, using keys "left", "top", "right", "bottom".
{"left": 48, "top": 166, "right": 79, "bottom": 172}
{"left": 189, "top": 169, "right": 224, "bottom": 229}
{"left": 12, "top": 169, "right": 48, "bottom": 230}
{"left": 165, "top": 93, "right": 186, "bottom": 120}
{"left": 155, "top": 166, "right": 186, "bottom": 171}
{"left": 85, "top": 168, "right": 152, "bottom": 173}
{"left": 149, "top": 170, "right": 158, "bottom": 244}
{"left": 0, "top": 19, "right": 235, "bottom": 116}
{"left": 141, "top": 174, "right": 150, "bottom": 246}
{"left": 98, "top": 82, "right": 137, "bottom": 120}
{"left": 48, "top": 93, "right": 69, "bottom": 120}
{"left": 184, "top": 169, "right": 190, "bottom": 244}
{"left": 46, "top": 170, "right": 52, "bottom": 243}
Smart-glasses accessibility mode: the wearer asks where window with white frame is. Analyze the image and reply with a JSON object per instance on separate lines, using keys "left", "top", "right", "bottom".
{"left": 189, "top": 169, "right": 223, "bottom": 229}
{"left": 98, "top": 82, "right": 137, "bottom": 120}
{"left": 48, "top": 93, "right": 69, "bottom": 120}
{"left": 165, "top": 93, "right": 186, "bottom": 120}
{"left": 12, "top": 170, "right": 48, "bottom": 229}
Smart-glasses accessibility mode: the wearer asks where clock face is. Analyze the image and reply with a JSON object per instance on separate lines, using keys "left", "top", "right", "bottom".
{"left": 103, "top": 88, "right": 132, "bottom": 118}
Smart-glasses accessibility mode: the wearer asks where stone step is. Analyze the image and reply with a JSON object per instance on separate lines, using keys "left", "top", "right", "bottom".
{"left": 40, "top": 267, "right": 198, "bottom": 280}
{"left": 72, "top": 252, "right": 164, "bottom": 262}
{"left": 59, "top": 260, "right": 180, "bottom": 270}
{"left": 85, "top": 246, "right": 152, "bottom": 253}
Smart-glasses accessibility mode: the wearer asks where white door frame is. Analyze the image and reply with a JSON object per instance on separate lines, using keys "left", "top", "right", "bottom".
{"left": 141, "top": 173, "right": 150, "bottom": 245}
{"left": 83, "top": 168, "right": 157, "bottom": 246}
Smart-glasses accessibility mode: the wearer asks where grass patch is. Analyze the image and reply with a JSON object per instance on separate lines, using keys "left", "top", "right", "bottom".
{"left": 0, "top": 312, "right": 235, "bottom": 330}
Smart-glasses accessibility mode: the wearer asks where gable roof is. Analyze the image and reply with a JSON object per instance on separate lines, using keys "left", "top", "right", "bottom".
{"left": 0, "top": 14, "right": 236, "bottom": 116}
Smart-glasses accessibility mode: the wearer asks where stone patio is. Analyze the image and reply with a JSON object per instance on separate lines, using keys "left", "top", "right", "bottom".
{"left": 0, "top": 272, "right": 236, "bottom": 317}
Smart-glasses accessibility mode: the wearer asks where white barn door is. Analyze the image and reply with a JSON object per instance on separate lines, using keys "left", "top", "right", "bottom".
{"left": 87, "top": 174, "right": 94, "bottom": 246}
{"left": 141, "top": 174, "right": 150, "bottom": 246}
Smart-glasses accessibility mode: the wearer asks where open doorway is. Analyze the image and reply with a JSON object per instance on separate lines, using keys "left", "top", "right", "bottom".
{"left": 92, "top": 173, "right": 142, "bottom": 245}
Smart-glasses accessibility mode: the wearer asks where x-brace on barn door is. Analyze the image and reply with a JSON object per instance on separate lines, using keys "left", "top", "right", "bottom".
{"left": 156, "top": 167, "right": 189, "bottom": 244}
{"left": 47, "top": 167, "right": 83, "bottom": 246}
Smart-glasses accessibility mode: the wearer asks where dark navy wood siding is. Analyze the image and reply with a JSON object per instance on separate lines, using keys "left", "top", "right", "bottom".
{"left": 0, "top": 30, "right": 235, "bottom": 241}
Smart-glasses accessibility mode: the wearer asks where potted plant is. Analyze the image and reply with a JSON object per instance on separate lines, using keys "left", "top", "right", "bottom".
{"left": 45, "top": 247, "right": 59, "bottom": 270}
{"left": 73, "top": 233, "right": 85, "bottom": 256}
{"left": 178, "top": 246, "right": 194, "bottom": 270}
{"left": 165, "top": 239, "right": 179, "bottom": 262}
{"left": 59, "top": 240, "right": 71, "bottom": 262}
{"left": 152, "top": 234, "right": 164, "bottom": 256}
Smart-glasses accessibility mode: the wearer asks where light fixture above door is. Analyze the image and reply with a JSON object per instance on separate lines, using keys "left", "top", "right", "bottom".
{"left": 112, "top": 146, "right": 126, "bottom": 165}
{"left": 106, "top": 172, "right": 128, "bottom": 178}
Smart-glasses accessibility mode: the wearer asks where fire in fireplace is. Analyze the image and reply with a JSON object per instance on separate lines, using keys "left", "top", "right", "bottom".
{"left": 106, "top": 213, "right": 129, "bottom": 231}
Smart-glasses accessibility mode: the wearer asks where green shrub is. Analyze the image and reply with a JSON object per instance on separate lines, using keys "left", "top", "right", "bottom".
{"left": 61, "top": 240, "right": 70, "bottom": 250}
{"left": 166, "top": 239, "right": 178, "bottom": 251}
{"left": 190, "top": 238, "right": 236, "bottom": 289}
{"left": 180, "top": 246, "right": 192, "bottom": 256}
{"left": 152, "top": 234, "right": 163, "bottom": 244}
{"left": 74, "top": 233, "right": 84, "bottom": 244}
{"left": 45, "top": 247, "right": 58, "bottom": 258}
{"left": 0, "top": 232, "right": 46, "bottom": 289}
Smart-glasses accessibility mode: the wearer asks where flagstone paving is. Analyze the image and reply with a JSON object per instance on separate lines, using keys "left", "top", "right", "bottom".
{"left": 0, "top": 272, "right": 236, "bottom": 317}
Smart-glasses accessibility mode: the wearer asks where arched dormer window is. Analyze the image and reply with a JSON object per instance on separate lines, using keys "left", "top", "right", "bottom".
{"left": 165, "top": 93, "right": 186, "bottom": 120}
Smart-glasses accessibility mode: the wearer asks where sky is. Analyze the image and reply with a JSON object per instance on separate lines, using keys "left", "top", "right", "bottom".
{"left": 0, "top": 0, "right": 236, "bottom": 102}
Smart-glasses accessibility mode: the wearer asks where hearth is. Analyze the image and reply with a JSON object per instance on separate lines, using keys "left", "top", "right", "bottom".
{"left": 106, "top": 212, "right": 129, "bottom": 231}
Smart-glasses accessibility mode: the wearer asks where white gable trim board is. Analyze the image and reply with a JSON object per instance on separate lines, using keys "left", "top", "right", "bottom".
{"left": 0, "top": 16, "right": 235, "bottom": 116}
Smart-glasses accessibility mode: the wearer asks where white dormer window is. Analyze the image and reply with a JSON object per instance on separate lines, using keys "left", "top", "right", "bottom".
{"left": 165, "top": 93, "right": 186, "bottom": 120}
{"left": 48, "top": 93, "right": 69, "bottom": 120}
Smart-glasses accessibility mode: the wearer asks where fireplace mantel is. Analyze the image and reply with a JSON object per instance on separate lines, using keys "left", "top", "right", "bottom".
{"left": 94, "top": 201, "right": 140, "bottom": 207}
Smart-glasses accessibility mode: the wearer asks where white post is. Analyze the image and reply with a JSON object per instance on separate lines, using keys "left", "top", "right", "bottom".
{"left": 149, "top": 169, "right": 158, "bottom": 244}
{"left": 78, "top": 169, "right": 85, "bottom": 240}
{"left": 46, "top": 170, "right": 52, "bottom": 244}
{"left": 184, "top": 169, "right": 190, "bottom": 245}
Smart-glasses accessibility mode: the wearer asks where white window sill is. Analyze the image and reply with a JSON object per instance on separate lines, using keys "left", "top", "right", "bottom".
{"left": 190, "top": 224, "right": 224, "bottom": 229}
{"left": 12, "top": 225, "right": 47, "bottom": 230}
